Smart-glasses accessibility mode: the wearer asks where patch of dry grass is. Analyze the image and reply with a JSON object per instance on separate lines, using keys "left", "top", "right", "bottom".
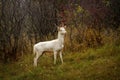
{"left": 0, "top": 44, "right": 120, "bottom": 80}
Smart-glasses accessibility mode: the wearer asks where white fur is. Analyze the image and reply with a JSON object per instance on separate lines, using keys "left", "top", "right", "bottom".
{"left": 33, "top": 26, "right": 66, "bottom": 66}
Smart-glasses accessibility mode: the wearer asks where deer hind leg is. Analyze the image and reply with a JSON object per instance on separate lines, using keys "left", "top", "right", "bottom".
{"left": 59, "top": 50, "right": 63, "bottom": 64}
{"left": 34, "top": 50, "right": 43, "bottom": 67}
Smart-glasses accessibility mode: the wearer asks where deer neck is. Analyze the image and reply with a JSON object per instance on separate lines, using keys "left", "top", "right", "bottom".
{"left": 58, "top": 32, "right": 65, "bottom": 44}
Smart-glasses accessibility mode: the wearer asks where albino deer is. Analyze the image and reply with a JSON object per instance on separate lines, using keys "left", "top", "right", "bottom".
{"left": 33, "top": 24, "right": 67, "bottom": 66}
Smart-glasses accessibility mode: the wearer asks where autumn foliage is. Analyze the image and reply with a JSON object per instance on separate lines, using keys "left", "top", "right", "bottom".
{"left": 0, "top": 0, "right": 120, "bottom": 62}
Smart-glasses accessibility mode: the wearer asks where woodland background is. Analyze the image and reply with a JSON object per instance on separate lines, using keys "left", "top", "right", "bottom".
{"left": 0, "top": 0, "right": 120, "bottom": 80}
{"left": 0, "top": 0, "right": 120, "bottom": 62}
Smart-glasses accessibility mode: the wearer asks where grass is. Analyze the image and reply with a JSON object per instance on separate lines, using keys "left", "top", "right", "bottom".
{"left": 0, "top": 44, "right": 120, "bottom": 80}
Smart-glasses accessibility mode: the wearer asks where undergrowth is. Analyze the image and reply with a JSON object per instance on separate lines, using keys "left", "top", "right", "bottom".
{"left": 0, "top": 44, "right": 120, "bottom": 80}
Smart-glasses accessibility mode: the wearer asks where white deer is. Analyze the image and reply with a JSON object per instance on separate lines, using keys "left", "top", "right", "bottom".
{"left": 33, "top": 24, "right": 67, "bottom": 66}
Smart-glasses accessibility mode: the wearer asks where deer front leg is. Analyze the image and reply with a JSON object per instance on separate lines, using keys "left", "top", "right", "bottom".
{"left": 59, "top": 50, "right": 63, "bottom": 64}
{"left": 54, "top": 51, "right": 57, "bottom": 64}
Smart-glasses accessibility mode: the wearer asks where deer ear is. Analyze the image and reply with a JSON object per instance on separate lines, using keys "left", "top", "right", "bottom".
{"left": 57, "top": 27, "right": 60, "bottom": 31}
{"left": 64, "top": 25, "right": 66, "bottom": 28}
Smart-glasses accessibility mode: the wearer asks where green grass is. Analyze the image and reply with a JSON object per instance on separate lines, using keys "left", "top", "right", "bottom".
{"left": 0, "top": 44, "right": 120, "bottom": 80}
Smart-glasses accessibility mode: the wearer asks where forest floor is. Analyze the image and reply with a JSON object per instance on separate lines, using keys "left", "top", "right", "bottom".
{"left": 0, "top": 44, "right": 120, "bottom": 80}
